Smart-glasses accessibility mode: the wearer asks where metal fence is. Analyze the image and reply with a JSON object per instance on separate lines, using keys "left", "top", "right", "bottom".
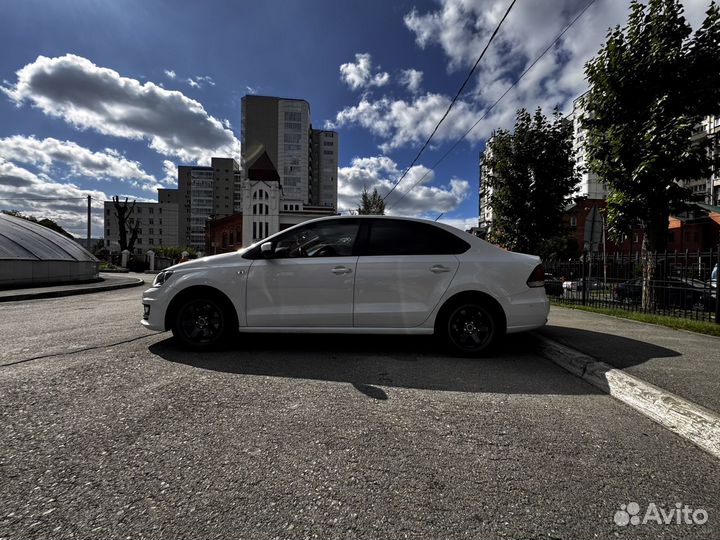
{"left": 544, "top": 247, "right": 720, "bottom": 323}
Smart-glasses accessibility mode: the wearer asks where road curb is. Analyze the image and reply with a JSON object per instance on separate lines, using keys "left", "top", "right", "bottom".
{"left": 0, "top": 277, "right": 145, "bottom": 302}
{"left": 532, "top": 333, "right": 720, "bottom": 460}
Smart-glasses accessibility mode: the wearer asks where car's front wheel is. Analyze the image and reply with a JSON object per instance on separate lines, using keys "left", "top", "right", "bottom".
{"left": 172, "top": 295, "right": 233, "bottom": 348}
{"left": 440, "top": 301, "right": 499, "bottom": 356}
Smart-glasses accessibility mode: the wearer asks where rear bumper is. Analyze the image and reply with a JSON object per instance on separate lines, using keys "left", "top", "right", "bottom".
{"left": 504, "top": 290, "right": 549, "bottom": 333}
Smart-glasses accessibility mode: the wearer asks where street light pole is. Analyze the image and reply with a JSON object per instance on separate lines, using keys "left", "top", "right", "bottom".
{"left": 87, "top": 195, "right": 92, "bottom": 250}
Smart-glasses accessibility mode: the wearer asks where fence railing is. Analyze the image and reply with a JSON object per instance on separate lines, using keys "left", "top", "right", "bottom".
{"left": 544, "top": 248, "right": 720, "bottom": 323}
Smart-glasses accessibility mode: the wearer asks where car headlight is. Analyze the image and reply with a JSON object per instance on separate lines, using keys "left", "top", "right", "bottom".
{"left": 153, "top": 270, "right": 174, "bottom": 287}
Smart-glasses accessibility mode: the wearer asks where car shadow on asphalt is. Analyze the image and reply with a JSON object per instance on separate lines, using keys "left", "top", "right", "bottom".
{"left": 537, "top": 325, "right": 682, "bottom": 369}
{"left": 147, "top": 332, "right": 620, "bottom": 397}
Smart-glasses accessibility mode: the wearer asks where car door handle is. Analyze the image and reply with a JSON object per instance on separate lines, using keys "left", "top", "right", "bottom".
{"left": 331, "top": 266, "right": 352, "bottom": 275}
{"left": 430, "top": 265, "right": 451, "bottom": 273}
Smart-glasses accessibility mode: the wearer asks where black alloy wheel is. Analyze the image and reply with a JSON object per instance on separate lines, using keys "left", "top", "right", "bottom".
{"left": 445, "top": 303, "right": 496, "bottom": 355}
{"left": 174, "top": 297, "right": 226, "bottom": 347}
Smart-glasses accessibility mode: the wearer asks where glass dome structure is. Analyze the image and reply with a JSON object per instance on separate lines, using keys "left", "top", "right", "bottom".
{"left": 0, "top": 213, "right": 99, "bottom": 287}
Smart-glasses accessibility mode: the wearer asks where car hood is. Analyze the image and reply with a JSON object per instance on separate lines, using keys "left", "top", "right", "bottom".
{"left": 167, "top": 251, "right": 247, "bottom": 272}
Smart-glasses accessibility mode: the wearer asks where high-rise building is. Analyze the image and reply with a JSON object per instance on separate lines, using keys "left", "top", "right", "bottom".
{"left": 570, "top": 94, "right": 608, "bottom": 200}
{"left": 163, "top": 157, "right": 241, "bottom": 250}
{"left": 241, "top": 95, "right": 338, "bottom": 210}
{"left": 103, "top": 200, "right": 179, "bottom": 255}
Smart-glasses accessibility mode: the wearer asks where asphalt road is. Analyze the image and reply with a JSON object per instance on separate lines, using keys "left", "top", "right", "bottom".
{"left": 1, "top": 283, "right": 718, "bottom": 539}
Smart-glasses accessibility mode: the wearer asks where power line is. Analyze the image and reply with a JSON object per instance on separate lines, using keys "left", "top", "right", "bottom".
{"left": 382, "top": 0, "right": 518, "bottom": 202}
{"left": 0, "top": 196, "right": 88, "bottom": 202}
{"left": 387, "top": 0, "right": 597, "bottom": 210}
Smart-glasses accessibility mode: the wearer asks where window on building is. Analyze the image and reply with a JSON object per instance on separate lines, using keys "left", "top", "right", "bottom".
{"left": 148, "top": 238, "right": 154, "bottom": 245}
{"left": 149, "top": 208, "right": 154, "bottom": 214}
{"left": 149, "top": 218, "right": 154, "bottom": 224}
{"left": 323, "top": 150, "right": 333, "bottom": 155}
{"left": 284, "top": 111, "right": 301, "bottom": 122}
{"left": 570, "top": 216, "right": 577, "bottom": 227}
{"left": 323, "top": 141, "right": 334, "bottom": 146}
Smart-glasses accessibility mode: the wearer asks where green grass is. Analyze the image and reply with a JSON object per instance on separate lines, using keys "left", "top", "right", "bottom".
{"left": 551, "top": 302, "right": 720, "bottom": 337}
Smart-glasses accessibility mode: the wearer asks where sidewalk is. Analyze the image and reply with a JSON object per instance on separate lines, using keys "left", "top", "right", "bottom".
{"left": 538, "top": 305, "right": 720, "bottom": 414}
{"left": 0, "top": 272, "right": 148, "bottom": 302}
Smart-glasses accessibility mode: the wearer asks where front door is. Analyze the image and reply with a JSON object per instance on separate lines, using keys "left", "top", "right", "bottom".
{"left": 246, "top": 219, "right": 360, "bottom": 327}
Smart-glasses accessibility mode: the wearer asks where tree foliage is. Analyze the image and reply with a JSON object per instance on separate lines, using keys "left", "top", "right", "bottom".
{"left": 583, "top": 0, "right": 720, "bottom": 251}
{"left": 112, "top": 196, "right": 140, "bottom": 252}
{"left": 1, "top": 210, "right": 74, "bottom": 239}
{"left": 481, "top": 108, "right": 579, "bottom": 259}
{"left": 357, "top": 187, "right": 386, "bottom": 215}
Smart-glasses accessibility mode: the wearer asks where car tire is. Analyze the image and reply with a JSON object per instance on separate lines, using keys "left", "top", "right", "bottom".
{"left": 171, "top": 294, "right": 235, "bottom": 349}
{"left": 439, "top": 301, "right": 499, "bottom": 357}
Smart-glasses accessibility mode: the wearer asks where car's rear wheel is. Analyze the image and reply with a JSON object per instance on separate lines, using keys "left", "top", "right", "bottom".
{"left": 172, "top": 296, "right": 231, "bottom": 348}
{"left": 441, "top": 302, "right": 498, "bottom": 356}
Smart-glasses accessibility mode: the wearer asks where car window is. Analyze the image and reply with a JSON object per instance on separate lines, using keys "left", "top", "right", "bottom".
{"left": 365, "top": 219, "right": 470, "bottom": 256}
{"left": 271, "top": 220, "right": 360, "bottom": 258}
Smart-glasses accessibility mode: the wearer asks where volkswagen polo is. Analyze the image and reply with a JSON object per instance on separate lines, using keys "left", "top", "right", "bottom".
{"left": 141, "top": 216, "right": 548, "bottom": 355}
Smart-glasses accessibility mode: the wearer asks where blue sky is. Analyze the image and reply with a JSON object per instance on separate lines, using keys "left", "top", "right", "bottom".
{"left": 0, "top": 0, "right": 711, "bottom": 236}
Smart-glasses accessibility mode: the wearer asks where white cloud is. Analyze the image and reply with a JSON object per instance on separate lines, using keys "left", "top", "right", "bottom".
{"left": 164, "top": 69, "right": 176, "bottom": 79}
{"left": 331, "top": 1, "right": 712, "bottom": 155}
{"left": 338, "top": 155, "right": 469, "bottom": 216}
{"left": 328, "top": 93, "right": 485, "bottom": 152}
{"left": 161, "top": 160, "right": 178, "bottom": 187}
{"left": 0, "top": 135, "right": 159, "bottom": 191}
{"left": 1, "top": 54, "right": 241, "bottom": 163}
{"left": 399, "top": 68, "right": 423, "bottom": 93}
{"left": 339, "top": 53, "right": 390, "bottom": 91}
{"left": 186, "top": 75, "right": 215, "bottom": 88}
{"left": 437, "top": 216, "right": 481, "bottom": 232}
{"left": 0, "top": 158, "right": 111, "bottom": 237}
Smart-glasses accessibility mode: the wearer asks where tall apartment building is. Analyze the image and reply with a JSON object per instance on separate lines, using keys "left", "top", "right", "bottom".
{"left": 241, "top": 95, "right": 338, "bottom": 210}
{"left": 688, "top": 115, "right": 720, "bottom": 205}
{"left": 478, "top": 142, "right": 494, "bottom": 238}
{"left": 103, "top": 201, "right": 179, "bottom": 254}
{"left": 570, "top": 94, "right": 608, "bottom": 200}
{"left": 159, "top": 157, "right": 241, "bottom": 250}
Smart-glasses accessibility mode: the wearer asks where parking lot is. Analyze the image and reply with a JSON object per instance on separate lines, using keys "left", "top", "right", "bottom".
{"left": 1, "top": 283, "right": 718, "bottom": 539}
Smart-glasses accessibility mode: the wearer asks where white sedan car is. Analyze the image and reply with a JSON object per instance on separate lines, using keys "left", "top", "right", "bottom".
{"left": 142, "top": 216, "right": 548, "bottom": 355}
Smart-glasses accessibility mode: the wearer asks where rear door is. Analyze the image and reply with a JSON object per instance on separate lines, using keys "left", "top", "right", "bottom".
{"left": 353, "top": 219, "right": 469, "bottom": 328}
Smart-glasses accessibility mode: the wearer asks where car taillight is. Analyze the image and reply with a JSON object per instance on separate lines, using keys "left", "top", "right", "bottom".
{"left": 527, "top": 264, "right": 545, "bottom": 288}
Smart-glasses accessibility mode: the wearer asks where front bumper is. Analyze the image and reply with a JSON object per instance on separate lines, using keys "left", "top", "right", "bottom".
{"left": 141, "top": 286, "right": 169, "bottom": 331}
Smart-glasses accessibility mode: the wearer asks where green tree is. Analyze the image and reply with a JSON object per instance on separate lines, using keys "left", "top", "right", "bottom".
{"left": 481, "top": 108, "right": 579, "bottom": 259}
{"left": 1, "top": 210, "right": 74, "bottom": 239}
{"left": 583, "top": 0, "right": 720, "bottom": 305}
{"left": 357, "top": 187, "right": 386, "bottom": 215}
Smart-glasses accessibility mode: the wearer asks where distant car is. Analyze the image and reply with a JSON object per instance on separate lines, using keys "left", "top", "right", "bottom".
{"left": 544, "top": 273, "right": 563, "bottom": 296}
{"left": 615, "top": 276, "right": 715, "bottom": 310}
{"left": 562, "top": 278, "right": 600, "bottom": 292}
{"left": 614, "top": 278, "right": 642, "bottom": 304}
{"left": 141, "top": 216, "right": 549, "bottom": 355}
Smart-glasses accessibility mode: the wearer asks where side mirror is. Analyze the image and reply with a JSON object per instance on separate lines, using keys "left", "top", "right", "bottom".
{"left": 261, "top": 241, "right": 273, "bottom": 258}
